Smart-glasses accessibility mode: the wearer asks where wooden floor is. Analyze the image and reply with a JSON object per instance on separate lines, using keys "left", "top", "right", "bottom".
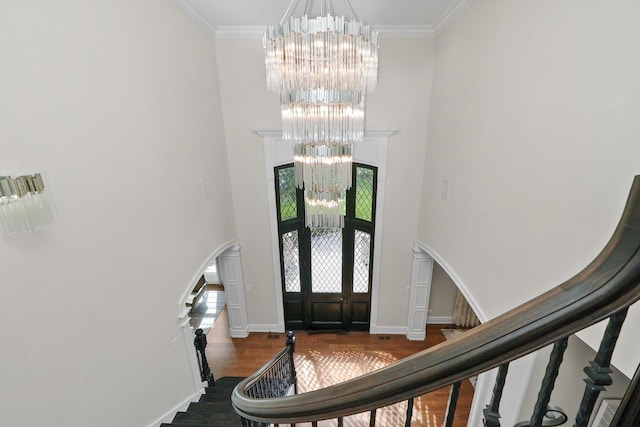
{"left": 206, "top": 307, "right": 474, "bottom": 426}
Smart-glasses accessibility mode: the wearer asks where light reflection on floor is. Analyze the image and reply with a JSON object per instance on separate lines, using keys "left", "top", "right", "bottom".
{"left": 189, "top": 289, "right": 226, "bottom": 335}
{"left": 295, "top": 350, "right": 439, "bottom": 426}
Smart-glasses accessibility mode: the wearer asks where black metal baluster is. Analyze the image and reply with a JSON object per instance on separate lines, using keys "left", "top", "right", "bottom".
{"left": 337, "top": 416, "right": 344, "bottom": 427}
{"left": 193, "top": 328, "right": 214, "bottom": 386}
{"left": 405, "top": 397, "right": 414, "bottom": 427}
{"left": 444, "top": 381, "right": 462, "bottom": 427}
{"left": 369, "top": 409, "right": 377, "bottom": 426}
{"left": 483, "top": 363, "right": 510, "bottom": 427}
{"left": 259, "top": 377, "right": 266, "bottom": 398}
{"left": 574, "top": 309, "right": 628, "bottom": 427}
{"left": 529, "top": 337, "right": 569, "bottom": 426}
{"left": 267, "top": 371, "right": 274, "bottom": 397}
{"left": 311, "top": 421, "right": 318, "bottom": 427}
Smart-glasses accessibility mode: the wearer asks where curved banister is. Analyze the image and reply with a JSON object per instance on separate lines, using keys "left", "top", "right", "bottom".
{"left": 232, "top": 176, "right": 640, "bottom": 424}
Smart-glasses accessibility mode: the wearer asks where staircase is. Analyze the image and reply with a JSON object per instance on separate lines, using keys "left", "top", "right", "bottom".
{"left": 161, "top": 377, "right": 244, "bottom": 427}
{"left": 232, "top": 175, "right": 640, "bottom": 427}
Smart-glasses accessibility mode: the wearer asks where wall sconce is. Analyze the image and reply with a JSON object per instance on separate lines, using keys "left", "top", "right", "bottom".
{"left": 0, "top": 173, "right": 54, "bottom": 235}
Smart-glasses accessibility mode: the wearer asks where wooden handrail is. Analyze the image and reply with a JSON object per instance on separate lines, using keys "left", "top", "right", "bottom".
{"left": 233, "top": 176, "right": 640, "bottom": 425}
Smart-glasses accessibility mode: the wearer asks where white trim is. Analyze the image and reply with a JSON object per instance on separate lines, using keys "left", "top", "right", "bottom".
{"left": 177, "top": 0, "right": 475, "bottom": 39}
{"left": 218, "top": 244, "right": 250, "bottom": 338}
{"left": 147, "top": 389, "right": 203, "bottom": 427}
{"left": 175, "top": 0, "right": 218, "bottom": 33}
{"left": 215, "top": 25, "right": 265, "bottom": 38}
{"left": 367, "top": 130, "right": 393, "bottom": 332}
{"left": 413, "top": 240, "right": 487, "bottom": 322}
{"left": 374, "top": 326, "right": 408, "bottom": 336}
{"left": 258, "top": 129, "right": 396, "bottom": 333}
{"left": 367, "top": 25, "right": 436, "bottom": 38}
{"left": 406, "top": 247, "right": 434, "bottom": 341}
{"left": 182, "top": 327, "right": 205, "bottom": 406}
{"left": 427, "top": 316, "right": 454, "bottom": 324}
{"left": 176, "top": 239, "right": 241, "bottom": 399}
{"left": 215, "top": 25, "right": 437, "bottom": 39}
{"left": 177, "top": 238, "right": 239, "bottom": 318}
{"left": 406, "top": 330, "right": 426, "bottom": 341}
{"left": 248, "top": 323, "right": 284, "bottom": 333}
{"left": 413, "top": 240, "right": 535, "bottom": 427}
{"left": 230, "top": 327, "right": 250, "bottom": 339}
{"left": 260, "top": 130, "right": 287, "bottom": 333}
{"left": 433, "top": 0, "right": 477, "bottom": 35}
{"left": 177, "top": 0, "right": 475, "bottom": 38}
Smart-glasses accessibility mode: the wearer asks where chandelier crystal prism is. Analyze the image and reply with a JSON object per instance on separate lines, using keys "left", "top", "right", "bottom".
{"left": 264, "top": 0, "right": 379, "bottom": 228}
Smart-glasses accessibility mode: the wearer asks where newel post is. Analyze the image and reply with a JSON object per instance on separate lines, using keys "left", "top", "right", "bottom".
{"left": 194, "top": 328, "right": 215, "bottom": 387}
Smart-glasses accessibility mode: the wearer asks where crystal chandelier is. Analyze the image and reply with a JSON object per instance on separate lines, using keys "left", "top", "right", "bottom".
{"left": 0, "top": 173, "right": 54, "bottom": 234}
{"left": 264, "top": 0, "right": 379, "bottom": 228}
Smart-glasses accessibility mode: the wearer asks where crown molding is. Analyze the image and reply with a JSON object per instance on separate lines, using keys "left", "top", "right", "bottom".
{"left": 375, "top": 25, "right": 436, "bottom": 38}
{"left": 255, "top": 129, "right": 398, "bottom": 138}
{"left": 434, "top": 0, "right": 477, "bottom": 35}
{"left": 179, "top": 0, "right": 477, "bottom": 39}
{"left": 175, "top": 0, "right": 217, "bottom": 33}
{"left": 215, "top": 25, "right": 437, "bottom": 39}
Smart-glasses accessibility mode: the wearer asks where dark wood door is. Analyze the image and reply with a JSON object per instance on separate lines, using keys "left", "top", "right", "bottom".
{"left": 306, "top": 227, "right": 348, "bottom": 330}
{"left": 276, "top": 164, "right": 377, "bottom": 332}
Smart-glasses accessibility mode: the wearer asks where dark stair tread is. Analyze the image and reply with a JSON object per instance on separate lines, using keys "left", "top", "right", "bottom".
{"left": 166, "top": 377, "right": 245, "bottom": 427}
{"left": 199, "top": 393, "right": 231, "bottom": 405}
{"left": 206, "top": 382, "right": 238, "bottom": 389}
{"left": 161, "top": 423, "right": 218, "bottom": 427}
{"left": 213, "top": 376, "right": 244, "bottom": 384}
{"left": 173, "top": 411, "right": 241, "bottom": 424}
{"left": 165, "top": 424, "right": 235, "bottom": 427}
{"left": 161, "top": 424, "right": 212, "bottom": 427}
{"left": 204, "top": 385, "right": 237, "bottom": 395}
{"left": 202, "top": 387, "right": 237, "bottom": 399}
{"left": 206, "top": 377, "right": 242, "bottom": 389}
{"left": 187, "top": 400, "right": 233, "bottom": 412}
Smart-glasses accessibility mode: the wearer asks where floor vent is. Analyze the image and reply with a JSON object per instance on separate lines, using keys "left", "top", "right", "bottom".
{"left": 379, "top": 336, "right": 391, "bottom": 340}
{"left": 267, "top": 334, "right": 280, "bottom": 339}
{"left": 592, "top": 399, "right": 621, "bottom": 427}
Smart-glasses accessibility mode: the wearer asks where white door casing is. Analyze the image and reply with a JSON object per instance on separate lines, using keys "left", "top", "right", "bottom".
{"left": 259, "top": 129, "right": 395, "bottom": 333}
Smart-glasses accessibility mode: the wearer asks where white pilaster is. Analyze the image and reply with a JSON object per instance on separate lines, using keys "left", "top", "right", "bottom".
{"left": 406, "top": 246, "right": 434, "bottom": 340}
{"left": 218, "top": 243, "right": 249, "bottom": 338}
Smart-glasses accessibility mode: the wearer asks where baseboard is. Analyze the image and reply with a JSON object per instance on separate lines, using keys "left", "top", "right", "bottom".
{"left": 406, "top": 330, "right": 426, "bottom": 341}
{"left": 373, "top": 325, "right": 408, "bottom": 335}
{"left": 427, "top": 316, "right": 454, "bottom": 325}
{"left": 248, "top": 323, "right": 285, "bottom": 333}
{"left": 229, "top": 327, "right": 249, "bottom": 338}
{"left": 147, "top": 389, "right": 204, "bottom": 427}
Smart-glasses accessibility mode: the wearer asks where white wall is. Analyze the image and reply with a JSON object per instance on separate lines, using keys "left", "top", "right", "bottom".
{"left": 214, "top": 35, "right": 437, "bottom": 330}
{"left": 369, "top": 37, "right": 437, "bottom": 328}
{"left": 0, "top": 1, "right": 236, "bottom": 426}
{"left": 419, "top": 0, "right": 640, "bottom": 377}
{"left": 428, "top": 262, "right": 458, "bottom": 321}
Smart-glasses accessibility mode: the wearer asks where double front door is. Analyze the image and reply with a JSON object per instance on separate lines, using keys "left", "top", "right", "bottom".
{"left": 276, "top": 164, "right": 377, "bottom": 331}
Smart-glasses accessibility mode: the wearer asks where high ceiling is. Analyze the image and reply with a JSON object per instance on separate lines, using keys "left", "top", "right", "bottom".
{"left": 178, "top": 0, "right": 475, "bottom": 36}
